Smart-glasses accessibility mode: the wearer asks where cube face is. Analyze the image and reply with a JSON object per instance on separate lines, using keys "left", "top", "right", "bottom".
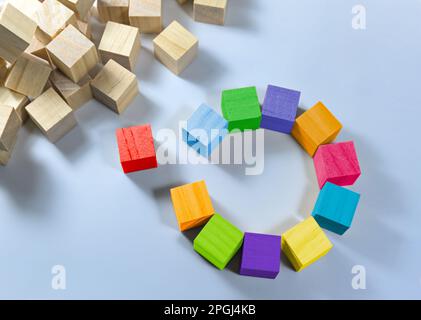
{"left": 0, "top": 87, "right": 29, "bottom": 121}
{"left": 99, "top": 21, "right": 141, "bottom": 71}
{"left": 292, "top": 102, "right": 342, "bottom": 157}
{"left": 182, "top": 104, "right": 228, "bottom": 157}
{"left": 116, "top": 124, "right": 158, "bottom": 174}
{"left": 170, "top": 180, "right": 215, "bottom": 231}
{"left": 97, "top": 0, "right": 130, "bottom": 24}
{"left": 282, "top": 217, "right": 333, "bottom": 272}
{"left": 193, "top": 0, "right": 227, "bottom": 25}
{"left": 129, "top": 0, "right": 162, "bottom": 33}
{"left": 194, "top": 214, "right": 244, "bottom": 270}
{"left": 0, "top": 105, "right": 21, "bottom": 152}
{"left": 260, "top": 85, "right": 300, "bottom": 134}
{"left": 314, "top": 141, "right": 361, "bottom": 189}
{"left": 312, "top": 182, "right": 361, "bottom": 235}
{"left": 46, "top": 25, "right": 99, "bottom": 83}
{"left": 90, "top": 60, "right": 139, "bottom": 114}
{"left": 58, "top": 0, "right": 95, "bottom": 20}
{"left": 221, "top": 86, "right": 262, "bottom": 131}
{"left": 153, "top": 21, "right": 198, "bottom": 75}
{"left": 0, "top": 3, "right": 37, "bottom": 63}
{"left": 240, "top": 233, "right": 281, "bottom": 279}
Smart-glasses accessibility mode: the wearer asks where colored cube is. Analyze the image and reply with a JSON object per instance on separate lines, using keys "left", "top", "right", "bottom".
{"left": 312, "top": 182, "right": 361, "bottom": 235}
{"left": 221, "top": 86, "right": 262, "bottom": 132}
{"left": 260, "top": 85, "right": 300, "bottom": 134}
{"left": 194, "top": 214, "right": 244, "bottom": 270}
{"left": 116, "top": 124, "right": 158, "bottom": 174}
{"left": 182, "top": 104, "right": 228, "bottom": 157}
{"left": 291, "top": 102, "right": 342, "bottom": 157}
{"left": 170, "top": 181, "right": 215, "bottom": 232}
{"left": 314, "top": 141, "right": 361, "bottom": 189}
{"left": 240, "top": 233, "right": 281, "bottom": 279}
{"left": 282, "top": 217, "right": 333, "bottom": 272}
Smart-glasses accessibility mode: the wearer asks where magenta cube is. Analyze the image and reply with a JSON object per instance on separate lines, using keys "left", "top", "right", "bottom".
{"left": 313, "top": 141, "right": 361, "bottom": 189}
{"left": 240, "top": 233, "right": 281, "bottom": 279}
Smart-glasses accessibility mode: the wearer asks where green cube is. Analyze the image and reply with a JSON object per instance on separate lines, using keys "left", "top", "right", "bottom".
{"left": 221, "top": 86, "right": 262, "bottom": 131}
{"left": 193, "top": 214, "right": 244, "bottom": 270}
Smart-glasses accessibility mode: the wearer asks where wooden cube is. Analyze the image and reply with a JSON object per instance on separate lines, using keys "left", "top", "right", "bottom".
{"left": 97, "top": 0, "right": 129, "bottom": 24}
{"left": 50, "top": 70, "right": 92, "bottom": 110}
{"left": 282, "top": 217, "right": 333, "bottom": 272}
{"left": 193, "top": 0, "right": 227, "bottom": 25}
{"left": 129, "top": 0, "right": 162, "bottom": 34}
{"left": 46, "top": 24, "right": 99, "bottom": 83}
{"left": 0, "top": 140, "right": 17, "bottom": 166}
{"left": 0, "top": 86, "right": 29, "bottom": 121}
{"left": 0, "top": 3, "right": 37, "bottom": 63}
{"left": 0, "top": 105, "right": 21, "bottom": 151}
{"left": 153, "top": 21, "right": 198, "bottom": 75}
{"left": 98, "top": 21, "right": 141, "bottom": 71}
{"left": 7, "top": 0, "right": 42, "bottom": 22}
{"left": 57, "top": 0, "right": 95, "bottom": 20}
{"left": 26, "top": 87, "right": 77, "bottom": 142}
{"left": 170, "top": 180, "right": 215, "bottom": 231}
{"left": 5, "top": 53, "right": 52, "bottom": 98}
{"left": 76, "top": 19, "right": 92, "bottom": 39}
{"left": 90, "top": 59, "right": 138, "bottom": 114}
{"left": 35, "top": 0, "right": 77, "bottom": 43}
{"left": 292, "top": 102, "right": 342, "bottom": 157}
{"left": 25, "top": 36, "right": 50, "bottom": 62}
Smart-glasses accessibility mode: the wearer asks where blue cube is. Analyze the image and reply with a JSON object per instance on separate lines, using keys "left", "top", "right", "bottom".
{"left": 312, "top": 182, "right": 361, "bottom": 235}
{"left": 182, "top": 104, "right": 228, "bottom": 157}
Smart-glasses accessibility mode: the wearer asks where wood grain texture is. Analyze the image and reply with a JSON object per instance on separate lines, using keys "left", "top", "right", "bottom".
{"left": 46, "top": 24, "right": 99, "bottom": 83}
{"left": 129, "top": 0, "right": 162, "bottom": 34}
{"left": 193, "top": 0, "right": 227, "bottom": 25}
{"left": 7, "top": 0, "right": 41, "bottom": 22}
{"left": 26, "top": 87, "right": 77, "bottom": 143}
{"left": 90, "top": 59, "right": 138, "bottom": 114}
{"left": 98, "top": 21, "right": 141, "bottom": 71}
{"left": 0, "top": 86, "right": 29, "bottom": 121}
{"left": 97, "top": 0, "right": 129, "bottom": 24}
{"left": 153, "top": 21, "right": 198, "bottom": 75}
{"left": 57, "top": 0, "right": 95, "bottom": 20}
{"left": 0, "top": 104, "right": 21, "bottom": 151}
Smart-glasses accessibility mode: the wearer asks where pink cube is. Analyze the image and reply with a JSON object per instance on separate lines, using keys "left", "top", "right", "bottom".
{"left": 313, "top": 141, "right": 361, "bottom": 189}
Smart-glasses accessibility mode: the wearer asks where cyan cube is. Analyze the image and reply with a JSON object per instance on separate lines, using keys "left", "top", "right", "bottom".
{"left": 182, "top": 104, "right": 228, "bottom": 157}
{"left": 312, "top": 182, "right": 361, "bottom": 235}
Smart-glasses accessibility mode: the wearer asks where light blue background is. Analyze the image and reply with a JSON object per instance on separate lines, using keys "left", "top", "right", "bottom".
{"left": 0, "top": 0, "right": 420, "bottom": 299}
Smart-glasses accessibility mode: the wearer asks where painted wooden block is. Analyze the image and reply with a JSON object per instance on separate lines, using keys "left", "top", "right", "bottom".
{"left": 194, "top": 213, "right": 244, "bottom": 270}
{"left": 50, "top": 70, "right": 92, "bottom": 110}
{"left": 25, "top": 36, "right": 50, "bottom": 62}
{"left": 5, "top": 53, "right": 52, "bottom": 98}
{"left": 193, "top": 0, "right": 227, "bottom": 25}
{"left": 240, "top": 232, "right": 281, "bottom": 279}
{"left": 282, "top": 216, "right": 333, "bottom": 272}
{"left": 312, "top": 182, "right": 361, "bottom": 235}
{"left": 46, "top": 24, "right": 99, "bottom": 83}
{"left": 90, "top": 59, "right": 139, "bottom": 114}
{"left": 260, "top": 85, "right": 300, "bottom": 134}
{"left": 129, "top": 0, "right": 162, "bottom": 34}
{"left": 98, "top": 21, "right": 141, "bottom": 71}
{"left": 153, "top": 21, "right": 198, "bottom": 75}
{"left": 314, "top": 141, "right": 361, "bottom": 189}
{"left": 0, "top": 3, "right": 37, "bottom": 63}
{"left": 221, "top": 86, "right": 262, "bottom": 131}
{"left": 0, "top": 87, "right": 29, "bottom": 121}
{"left": 97, "top": 0, "right": 129, "bottom": 24}
{"left": 7, "top": 0, "right": 42, "bottom": 23}
{"left": 116, "top": 124, "right": 158, "bottom": 174}
{"left": 35, "top": 0, "right": 77, "bottom": 43}
{"left": 57, "top": 0, "right": 95, "bottom": 20}
{"left": 170, "top": 180, "right": 215, "bottom": 232}
{"left": 182, "top": 104, "right": 228, "bottom": 157}
{"left": 25, "top": 87, "right": 77, "bottom": 143}
{"left": 0, "top": 105, "right": 21, "bottom": 152}
{"left": 291, "top": 101, "right": 342, "bottom": 157}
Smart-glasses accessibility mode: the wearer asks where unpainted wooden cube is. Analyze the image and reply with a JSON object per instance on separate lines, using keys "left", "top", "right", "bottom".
{"left": 90, "top": 59, "right": 139, "bottom": 114}
{"left": 57, "top": 0, "right": 95, "bottom": 20}
{"left": 97, "top": 0, "right": 129, "bottom": 24}
{"left": 129, "top": 0, "right": 162, "bottom": 34}
{"left": 0, "top": 104, "right": 21, "bottom": 151}
{"left": 5, "top": 53, "right": 52, "bottom": 98}
{"left": 0, "top": 86, "right": 29, "bottom": 121}
{"left": 25, "top": 36, "right": 50, "bottom": 62}
{"left": 99, "top": 21, "right": 141, "bottom": 71}
{"left": 193, "top": 0, "right": 227, "bottom": 25}
{"left": 0, "top": 3, "right": 37, "bottom": 63}
{"left": 153, "top": 21, "right": 198, "bottom": 75}
{"left": 26, "top": 88, "right": 77, "bottom": 143}
{"left": 46, "top": 24, "right": 99, "bottom": 83}
{"left": 7, "top": 0, "right": 42, "bottom": 22}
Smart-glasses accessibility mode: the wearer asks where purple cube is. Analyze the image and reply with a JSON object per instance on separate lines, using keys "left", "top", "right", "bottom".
{"left": 240, "top": 232, "right": 281, "bottom": 279}
{"left": 260, "top": 85, "right": 300, "bottom": 134}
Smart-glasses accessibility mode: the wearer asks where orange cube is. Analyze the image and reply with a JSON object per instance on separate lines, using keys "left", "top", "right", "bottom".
{"left": 291, "top": 102, "right": 342, "bottom": 157}
{"left": 170, "top": 180, "right": 215, "bottom": 232}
